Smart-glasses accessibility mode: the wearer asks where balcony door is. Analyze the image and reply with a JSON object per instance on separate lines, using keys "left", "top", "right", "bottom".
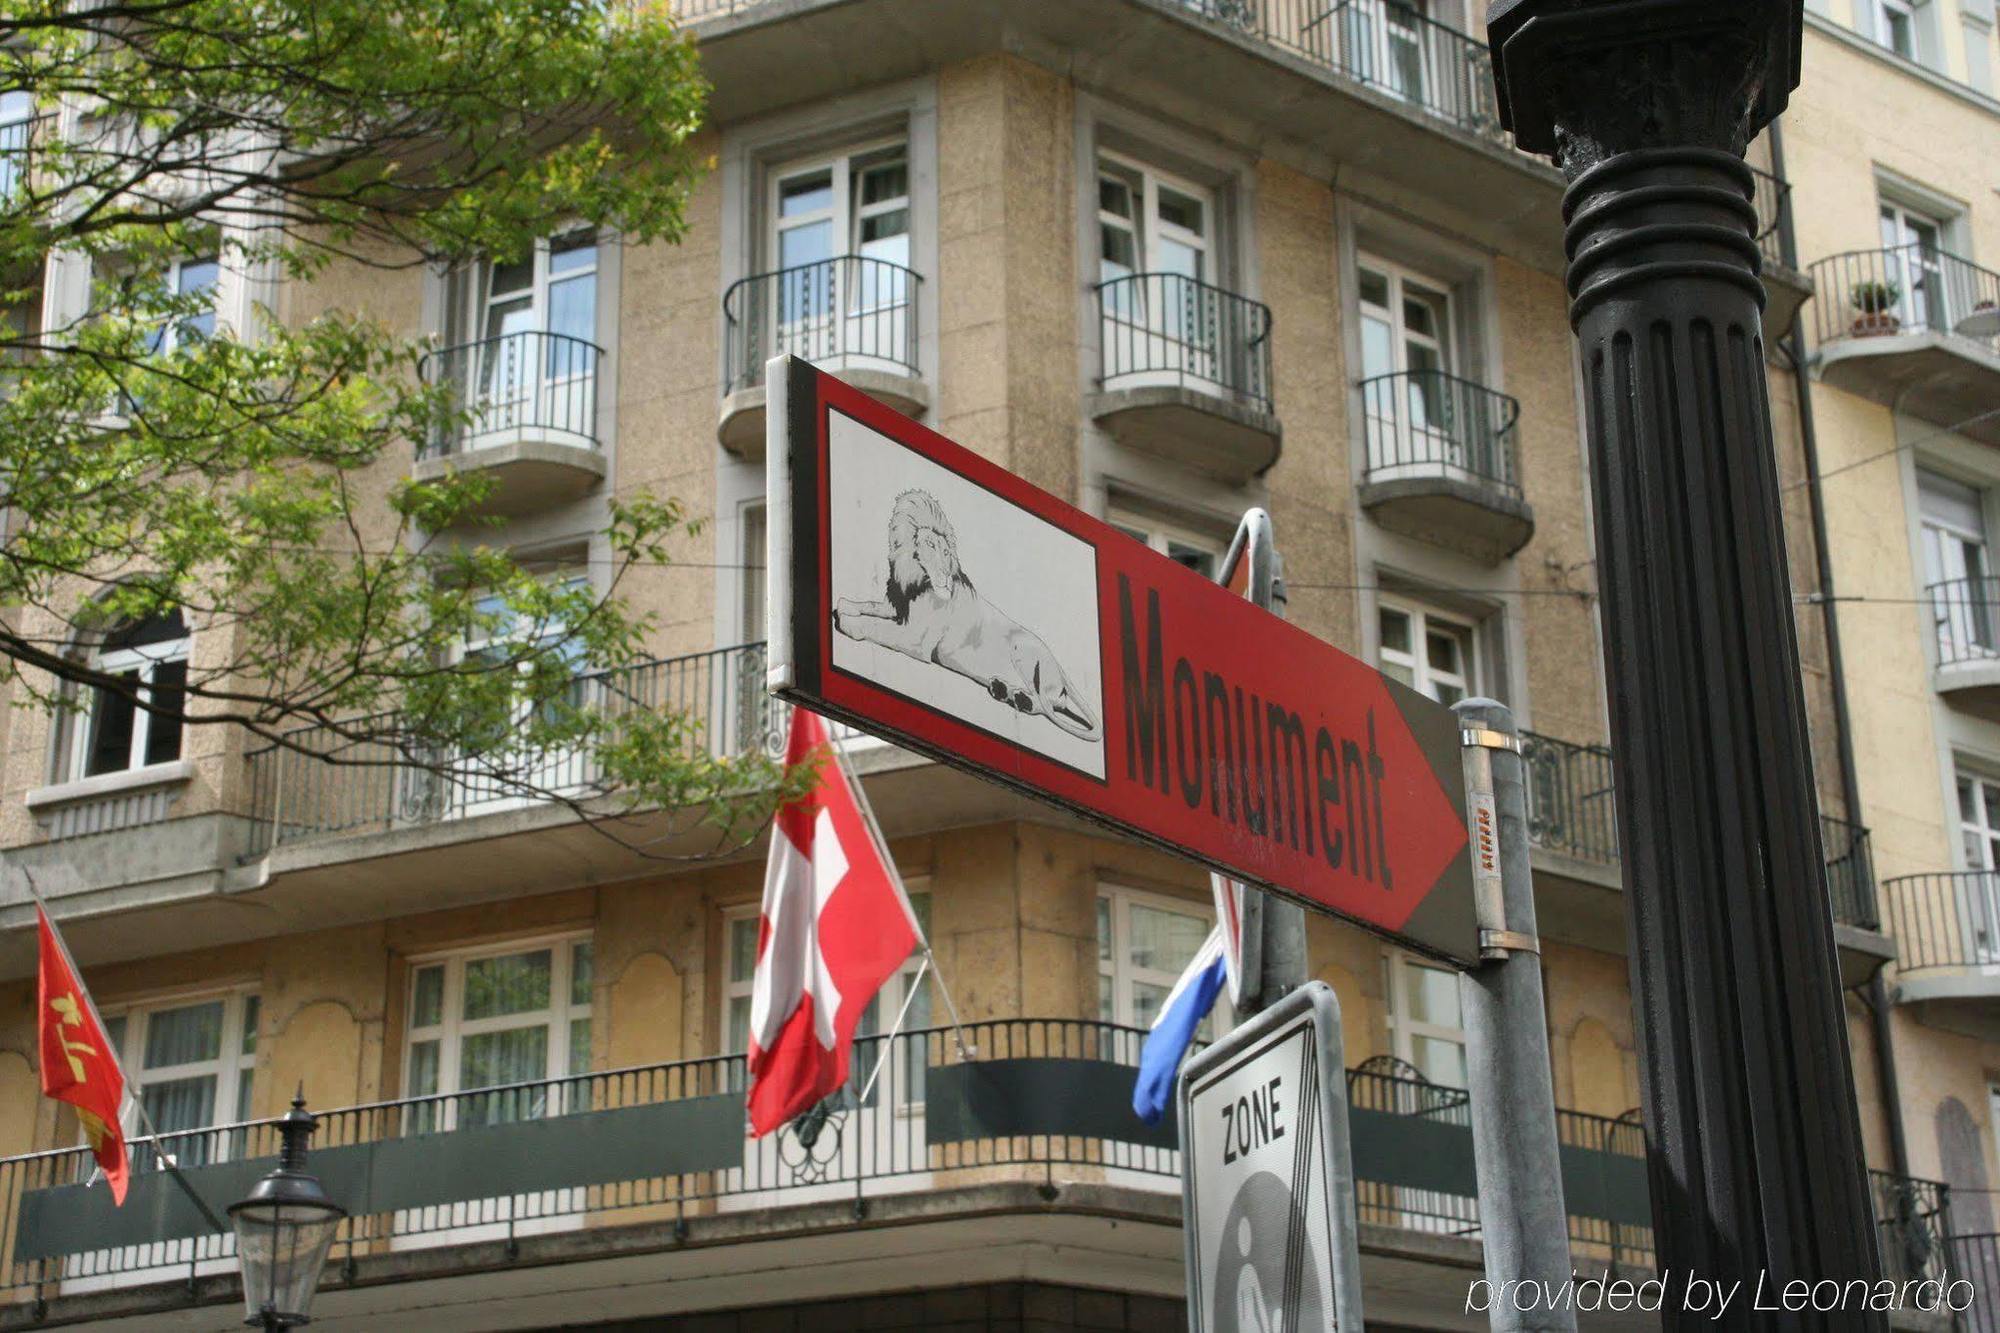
{"left": 1358, "top": 257, "right": 1482, "bottom": 482}
{"left": 1880, "top": 201, "right": 1949, "bottom": 334}
{"left": 1957, "top": 774, "right": 2000, "bottom": 965}
{"left": 471, "top": 231, "right": 597, "bottom": 445}
{"left": 395, "top": 938, "right": 595, "bottom": 1246}
{"left": 768, "top": 145, "right": 910, "bottom": 373}
{"left": 1920, "top": 469, "right": 1994, "bottom": 665}
{"left": 1097, "top": 153, "right": 1228, "bottom": 391}
{"left": 1381, "top": 949, "right": 1474, "bottom": 1234}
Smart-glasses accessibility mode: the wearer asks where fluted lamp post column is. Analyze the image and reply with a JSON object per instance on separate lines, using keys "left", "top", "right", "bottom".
{"left": 229, "top": 1092, "right": 346, "bottom": 1331}
{"left": 1484, "top": 1, "right": 1884, "bottom": 1325}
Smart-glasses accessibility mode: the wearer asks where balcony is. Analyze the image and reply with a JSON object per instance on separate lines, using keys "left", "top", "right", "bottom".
{"left": 410, "top": 331, "right": 606, "bottom": 517}
{"left": 1883, "top": 871, "right": 2000, "bottom": 1022}
{"left": 1748, "top": 163, "right": 1811, "bottom": 338}
{"left": 1356, "top": 369, "right": 1532, "bottom": 561}
{"left": 1810, "top": 245, "right": 2000, "bottom": 446}
{"left": 1087, "top": 272, "right": 1279, "bottom": 481}
{"left": 1925, "top": 576, "right": 2000, "bottom": 719}
{"left": 0, "top": 1020, "right": 1660, "bottom": 1328}
{"left": 718, "top": 255, "right": 926, "bottom": 459}
{"left": 1520, "top": 730, "right": 1888, "bottom": 979}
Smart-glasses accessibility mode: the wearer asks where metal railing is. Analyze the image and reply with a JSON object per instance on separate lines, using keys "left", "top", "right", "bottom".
{"left": 418, "top": 331, "right": 603, "bottom": 459}
{"left": 1357, "top": 369, "right": 1520, "bottom": 497}
{"left": 1811, "top": 244, "right": 2000, "bottom": 354}
{"left": 1883, "top": 871, "right": 2000, "bottom": 979}
{"left": 0, "top": 1020, "right": 1658, "bottom": 1301}
{"left": 243, "top": 643, "right": 782, "bottom": 856}
{"left": 1926, "top": 576, "right": 2000, "bottom": 669}
{"left": 1747, "top": 163, "right": 1792, "bottom": 273}
{"left": 1870, "top": 1169, "right": 1956, "bottom": 1285}
{"left": 723, "top": 255, "right": 922, "bottom": 395}
{"left": 1822, "top": 814, "right": 1881, "bottom": 932}
{"left": 1521, "top": 730, "right": 1619, "bottom": 866}
{"left": 1095, "top": 272, "right": 1274, "bottom": 413}
{"left": 1520, "top": 731, "right": 1879, "bottom": 929}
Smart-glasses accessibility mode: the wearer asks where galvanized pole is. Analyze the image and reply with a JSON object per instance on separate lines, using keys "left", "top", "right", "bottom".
{"left": 1222, "top": 510, "right": 1306, "bottom": 1016}
{"left": 1455, "top": 698, "right": 1575, "bottom": 1333}
{"left": 1486, "top": 3, "right": 1883, "bottom": 1322}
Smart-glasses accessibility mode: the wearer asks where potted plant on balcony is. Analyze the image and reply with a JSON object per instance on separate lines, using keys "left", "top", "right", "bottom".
{"left": 1850, "top": 280, "right": 1901, "bottom": 337}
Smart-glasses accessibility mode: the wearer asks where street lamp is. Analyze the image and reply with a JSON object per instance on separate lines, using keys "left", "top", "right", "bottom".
{"left": 229, "top": 1090, "right": 345, "bottom": 1331}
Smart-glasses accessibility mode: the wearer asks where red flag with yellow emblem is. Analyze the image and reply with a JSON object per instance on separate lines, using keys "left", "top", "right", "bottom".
{"left": 36, "top": 907, "right": 129, "bottom": 1204}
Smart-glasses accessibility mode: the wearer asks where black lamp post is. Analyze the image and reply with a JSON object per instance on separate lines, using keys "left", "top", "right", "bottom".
{"left": 229, "top": 1091, "right": 345, "bottom": 1331}
{"left": 1485, "top": 1, "right": 1884, "bottom": 1321}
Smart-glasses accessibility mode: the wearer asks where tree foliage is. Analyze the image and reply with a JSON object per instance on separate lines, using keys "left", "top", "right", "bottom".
{"left": 0, "top": 0, "right": 808, "bottom": 845}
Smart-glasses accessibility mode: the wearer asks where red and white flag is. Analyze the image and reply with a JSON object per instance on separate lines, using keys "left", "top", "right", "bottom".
{"left": 747, "top": 708, "right": 922, "bottom": 1137}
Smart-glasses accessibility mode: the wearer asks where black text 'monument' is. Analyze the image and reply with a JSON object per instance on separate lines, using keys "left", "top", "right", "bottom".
{"left": 1118, "top": 574, "right": 1391, "bottom": 891}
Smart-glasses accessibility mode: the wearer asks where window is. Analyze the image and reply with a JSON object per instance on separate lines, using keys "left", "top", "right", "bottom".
{"left": 1383, "top": 949, "right": 1466, "bottom": 1089}
{"left": 0, "top": 90, "right": 35, "bottom": 198}
{"left": 1956, "top": 770, "right": 2000, "bottom": 962}
{"left": 68, "top": 611, "right": 189, "bottom": 780}
{"left": 1876, "top": 0, "right": 1918, "bottom": 57}
{"left": 464, "top": 231, "right": 597, "bottom": 443}
{"left": 1879, "top": 199, "right": 1950, "bottom": 333}
{"left": 1097, "top": 153, "right": 1235, "bottom": 390}
{"left": 740, "top": 500, "right": 767, "bottom": 643}
{"left": 766, "top": 145, "right": 911, "bottom": 364}
{"left": 1921, "top": 469, "right": 1994, "bottom": 662}
{"left": 1968, "top": 14, "right": 1996, "bottom": 92}
{"left": 1098, "top": 153, "right": 1212, "bottom": 288}
{"left": 1097, "top": 884, "right": 1229, "bottom": 1038}
{"left": 723, "top": 888, "right": 931, "bottom": 1098}
{"left": 1339, "top": 0, "right": 1445, "bottom": 105}
{"left": 404, "top": 937, "right": 594, "bottom": 1130}
{"left": 147, "top": 256, "right": 218, "bottom": 356}
{"left": 1109, "top": 508, "right": 1222, "bottom": 580}
{"left": 102, "top": 990, "right": 259, "bottom": 1166}
{"left": 1355, "top": 256, "right": 1493, "bottom": 481}
{"left": 1377, "top": 598, "right": 1476, "bottom": 705}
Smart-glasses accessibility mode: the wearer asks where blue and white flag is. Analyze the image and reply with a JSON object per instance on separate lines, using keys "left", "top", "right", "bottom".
{"left": 1132, "top": 924, "right": 1230, "bottom": 1126}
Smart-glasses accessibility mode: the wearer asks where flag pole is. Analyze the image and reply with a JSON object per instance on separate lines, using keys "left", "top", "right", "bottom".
{"left": 825, "top": 725, "right": 975, "bottom": 1061}
{"left": 19, "top": 869, "right": 231, "bottom": 1233}
{"left": 855, "top": 954, "right": 929, "bottom": 1106}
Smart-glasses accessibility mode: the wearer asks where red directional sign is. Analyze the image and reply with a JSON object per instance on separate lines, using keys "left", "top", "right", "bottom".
{"left": 765, "top": 357, "right": 1477, "bottom": 965}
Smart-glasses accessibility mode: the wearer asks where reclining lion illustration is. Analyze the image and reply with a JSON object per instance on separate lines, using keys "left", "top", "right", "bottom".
{"left": 835, "top": 489, "right": 1102, "bottom": 742}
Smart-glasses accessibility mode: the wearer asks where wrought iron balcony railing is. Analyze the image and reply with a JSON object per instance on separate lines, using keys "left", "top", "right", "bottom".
{"left": 1926, "top": 576, "right": 2000, "bottom": 669}
{"left": 1747, "top": 163, "right": 1791, "bottom": 274}
{"left": 0, "top": 1019, "right": 1657, "bottom": 1301}
{"left": 723, "top": 255, "right": 922, "bottom": 396}
{"left": 417, "top": 330, "right": 603, "bottom": 459}
{"left": 243, "top": 642, "right": 784, "bottom": 856}
{"left": 1883, "top": 871, "right": 2000, "bottom": 978}
{"left": 1094, "top": 271, "right": 1274, "bottom": 413}
{"left": 1811, "top": 244, "right": 2000, "bottom": 353}
{"left": 1520, "top": 730, "right": 1880, "bottom": 930}
{"left": 1357, "top": 369, "right": 1520, "bottom": 497}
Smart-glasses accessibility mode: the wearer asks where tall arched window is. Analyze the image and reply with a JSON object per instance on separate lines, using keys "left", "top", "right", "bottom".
{"left": 68, "top": 610, "right": 189, "bottom": 779}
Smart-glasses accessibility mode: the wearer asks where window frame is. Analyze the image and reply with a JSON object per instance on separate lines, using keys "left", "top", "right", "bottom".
{"left": 765, "top": 140, "right": 910, "bottom": 273}
{"left": 148, "top": 255, "right": 220, "bottom": 357}
{"left": 67, "top": 612, "right": 191, "bottom": 782}
{"left": 1381, "top": 947, "right": 1469, "bottom": 1090}
{"left": 1376, "top": 596, "right": 1478, "bottom": 706}
{"left": 1096, "top": 150, "right": 1216, "bottom": 286}
{"left": 1095, "top": 881, "right": 1232, "bottom": 1036}
{"left": 1108, "top": 506, "right": 1225, "bottom": 581}
{"left": 1357, "top": 252, "right": 1458, "bottom": 381}
{"left": 101, "top": 986, "right": 260, "bottom": 1152}
{"left": 402, "top": 932, "right": 596, "bottom": 1114}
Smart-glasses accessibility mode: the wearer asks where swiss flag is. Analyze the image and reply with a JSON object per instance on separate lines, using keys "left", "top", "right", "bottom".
{"left": 747, "top": 709, "right": 921, "bottom": 1138}
{"left": 37, "top": 908, "right": 130, "bottom": 1204}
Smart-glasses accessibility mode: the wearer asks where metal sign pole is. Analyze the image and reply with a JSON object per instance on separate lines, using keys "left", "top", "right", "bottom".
{"left": 1454, "top": 697, "right": 1575, "bottom": 1333}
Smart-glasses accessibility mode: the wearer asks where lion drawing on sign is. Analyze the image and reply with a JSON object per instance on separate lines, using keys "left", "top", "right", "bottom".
{"left": 835, "top": 489, "right": 1102, "bottom": 741}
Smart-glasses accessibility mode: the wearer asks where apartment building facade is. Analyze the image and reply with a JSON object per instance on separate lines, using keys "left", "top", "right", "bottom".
{"left": 0, "top": 0, "right": 1993, "bottom": 1328}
